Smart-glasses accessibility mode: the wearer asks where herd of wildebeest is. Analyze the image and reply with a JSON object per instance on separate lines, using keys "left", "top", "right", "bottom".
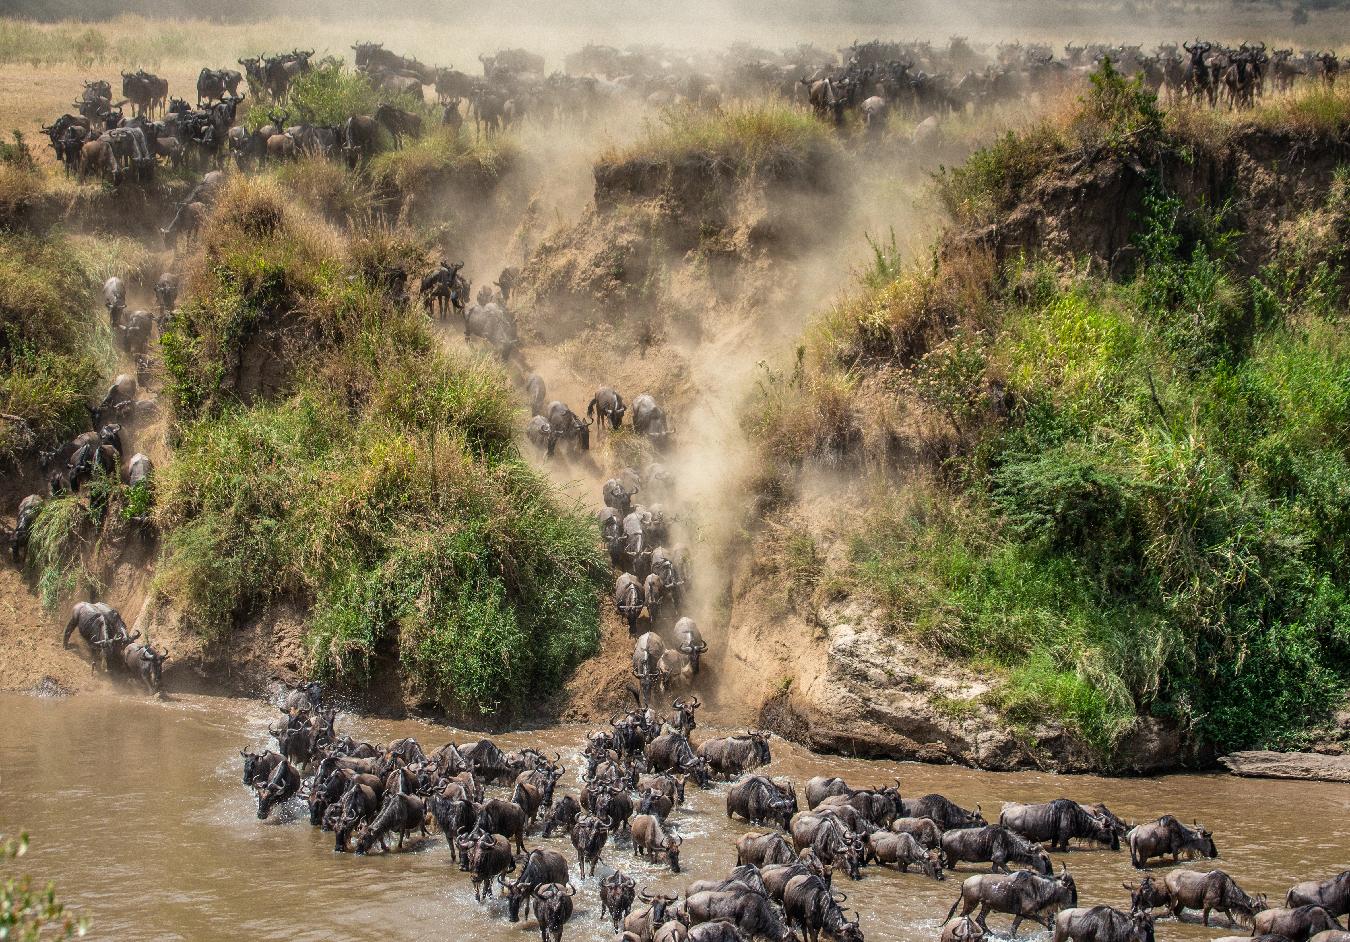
{"left": 238, "top": 681, "right": 1349, "bottom": 942}
{"left": 31, "top": 33, "right": 1350, "bottom": 186}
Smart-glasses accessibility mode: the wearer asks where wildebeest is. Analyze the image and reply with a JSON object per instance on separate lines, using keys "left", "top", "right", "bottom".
{"left": 501, "top": 848, "right": 570, "bottom": 922}
{"left": 763, "top": 854, "right": 833, "bottom": 902}
{"left": 625, "top": 889, "right": 680, "bottom": 942}
{"left": 604, "top": 477, "right": 636, "bottom": 517}
{"left": 526, "top": 373, "right": 548, "bottom": 417}
{"left": 1288, "top": 872, "right": 1350, "bottom": 917}
{"left": 736, "top": 831, "right": 799, "bottom": 867}
{"left": 1126, "top": 816, "right": 1217, "bottom": 868}
{"left": 476, "top": 797, "right": 528, "bottom": 852}
{"left": 1154, "top": 869, "right": 1266, "bottom": 927}
{"left": 867, "top": 831, "right": 943, "bottom": 880}
{"left": 9, "top": 494, "right": 42, "bottom": 563}
{"left": 462, "top": 832, "right": 517, "bottom": 902}
{"left": 355, "top": 791, "right": 427, "bottom": 853}
{"left": 645, "top": 733, "right": 710, "bottom": 786}
{"left": 631, "top": 813, "right": 682, "bottom": 873}
{"left": 153, "top": 272, "right": 179, "bottom": 318}
{"left": 632, "top": 394, "right": 672, "bottom": 440}
{"left": 941, "top": 825, "right": 1053, "bottom": 875}
{"left": 119, "top": 642, "right": 168, "bottom": 696}
{"left": 330, "top": 782, "right": 381, "bottom": 852}
{"left": 601, "top": 869, "right": 637, "bottom": 930}
{"left": 62, "top": 601, "right": 134, "bottom": 671}
{"left": 465, "top": 299, "right": 519, "bottom": 359}
{"left": 531, "top": 883, "right": 577, "bottom": 942}
{"left": 1052, "top": 906, "right": 1154, "bottom": 942}
{"left": 254, "top": 758, "right": 301, "bottom": 819}
{"left": 1000, "top": 798, "right": 1119, "bottom": 851}
{"left": 241, "top": 748, "right": 283, "bottom": 786}
{"left": 631, "top": 629, "right": 666, "bottom": 700}
{"left": 685, "top": 888, "right": 796, "bottom": 942}
{"left": 902, "top": 795, "right": 986, "bottom": 831}
{"left": 546, "top": 401, "right": 591, "bottom": 453}
{"left": 940, "top": 916, "right": 986, "bottom": 942}
{"left": 699, "top": 732, "right": 772, "bottom": 780}
{"left": 571, "top": 813, "right": 610, "bottom": 878}
{"left": 1252, "top": 907, "right": 1346, "bottom": 942}
{"left": 587, "top": 386, "right": 627, "bottom": 432}
{"left": 197, "top": 67, "right": 243, "bottom": 104}
{"left": 526, "top": 416, "right": 556, "bottom": 457}
{"left": 103, "top": 276, "right": 126, "bottom": 327}
{"left": 674, "top": 618, "right": 706, "bottom": 671}
{"left": 620, "top": 575, "right": 648, "bottom": 636}
{"left": 948, "top": 867, "right": 1078, "bottom": 935}
{"left": 890, "top": 816, "right": 944, "bottom": 850}
{"left": 791, "top": 812, "right": 865, "bottom": 880}
{"left": 783, "top": 873, "right": 865, "bottom": 942}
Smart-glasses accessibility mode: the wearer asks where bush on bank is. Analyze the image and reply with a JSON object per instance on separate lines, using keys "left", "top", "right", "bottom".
{"left": 154, "top": 177, "right": 604, "bottom": 716}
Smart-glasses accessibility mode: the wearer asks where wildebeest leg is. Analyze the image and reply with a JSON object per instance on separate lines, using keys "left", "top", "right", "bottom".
{"left": 1010, "top": 914, "right": 1024, "bottom": 937}
{"left": 975, "top": 903, "right": 991, "bottom": 931}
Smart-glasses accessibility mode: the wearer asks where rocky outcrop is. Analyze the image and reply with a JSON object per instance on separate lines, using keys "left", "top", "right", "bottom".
{"left": 1220, "top": 751, "right": 1350, "bottom": 783}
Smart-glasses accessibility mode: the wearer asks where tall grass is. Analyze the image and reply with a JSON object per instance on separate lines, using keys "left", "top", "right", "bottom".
{"left": 602, "top": 102, "right": 838, "bottom": 176}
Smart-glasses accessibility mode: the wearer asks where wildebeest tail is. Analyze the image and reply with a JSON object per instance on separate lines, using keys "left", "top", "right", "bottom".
{"left": 946, "top": 893, "right": 963, "bottom": 921}
{"left": 586, "top": 398, "right": 597, "bottom": 421}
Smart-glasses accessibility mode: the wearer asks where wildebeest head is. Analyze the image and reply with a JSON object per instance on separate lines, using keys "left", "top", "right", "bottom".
{"left": 140, "top": 645, "right": 169, "bottom": 693}
{"left": 663, "top": 830, "right": 683, "bottom": 873}
{"left": 1132, "top": 909, "right": 1156, "bottom": 942}
{"left": 637, "top": 886, "right": 678, "bottom": 924}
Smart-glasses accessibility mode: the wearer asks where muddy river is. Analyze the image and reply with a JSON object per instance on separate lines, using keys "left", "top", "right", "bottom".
{"left": 1, "top": 692, "right": 1347, "bottom": 942}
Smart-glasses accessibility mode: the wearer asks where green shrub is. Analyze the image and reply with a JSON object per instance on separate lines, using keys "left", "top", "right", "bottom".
{"left": 0, "top": 235, "right": 105, "bottom": 461}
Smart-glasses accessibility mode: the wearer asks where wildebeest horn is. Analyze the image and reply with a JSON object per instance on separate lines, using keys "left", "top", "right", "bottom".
{"left": 639, "top": 885, "right": 653, "bottom": 901}
{"left": 832, "top": 892, "right": 848, "bottom": 903}
{"left": 602, "top": 816, "right": 614, "bottom": 829}
{"left": 563, "top": 884, "right": 577, "bottom": 896}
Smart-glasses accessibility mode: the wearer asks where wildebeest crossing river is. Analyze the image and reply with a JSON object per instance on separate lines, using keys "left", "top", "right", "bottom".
{"left": 1, "top": 691, "right": 1346, "bottom": 942}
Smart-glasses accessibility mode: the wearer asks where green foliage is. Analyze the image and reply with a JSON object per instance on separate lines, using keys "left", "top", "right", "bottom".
{"left": 154, "top": 180, "right": 602, "bottom": 716}
{"left": 935, "top": 126, "right": 1068, "bottom": 226}
{"left": 768, "top": 177, "right": 1350, "bottom": 758}
{"left": 0, "top": 130, "right": 36, "bottom": 169}
{"left": 1, "top": 833, "right": 86, "bottom": 940}
{"left": 1075, "top": 56, "right": 1164, "bottom": 151}
{"left": 25, "top": 494, "right": 94, "bottom": 609}
{"left": 0, "top": 235, "right": 105, "bottom": 462}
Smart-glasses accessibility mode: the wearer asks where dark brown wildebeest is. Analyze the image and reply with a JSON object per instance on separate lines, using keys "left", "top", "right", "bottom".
{"left": 726, "top": 775, "right": 795, "bottom": 830}
{"left": 500, "top": 848, "right": 569, "bottom": 923}
{"left": 948, "top": 868, "right": 1078, "bottom": 935}
{"left": 1126, "top": 816, "right": 1218, "bottom": 868}
{"left": 531, "top": 883, "right": 577, "bottom": 942}
{"left": 475, "top": 797, "right": 527, "bottom": 853}
{"left": 461, "top": 832, "right": 516, "bottom": 902}
{"left": 699, "top": 732, "right": 772, "bottom": 781}
{"left": 254, "top": 758, "right": 300, "bottom": 819}
{"left": 1252, "top": 906, "right": 1346, "bottom": 942}
{"left": 942, "top": 826, "right": 1053, "bottom": 875}
{"left": 354, "top": 791, "right": 427, "bottom": 854}
{"left": 1001, "top": 798, "right": 1119, "bottom": 851}
{"left": 119, "top": 642, "right": 168, "bottom": 696}
{"left": 736, "top": 830, "right": 798, "bottom": 867}
{"left": 685, "top": 888, "right": 797, "bottom": 942}
{"left": 63, "top": 601, "right": 134, "bottom": 672}
{"left": 375, "top": 102, "right": 422, "bottom": 148}
{"left": 1289, "top": 872, "right": 1350, "bottom": 917}
{"left": 571, "top": 813, "right": 610, "bottom": 878}
{"left": 763, "top": 853, "right": 833, "bottom": 903}
{"left": 790, "top": 811, "right": 865, "bottom": 880}
{"left": 331, "top": 782, "right": 381, "bottom": 852}
{"left": 600, "top": 869, "right": 637, "bottom": 931}
{"left": 1052, "top": 906, "right": 1154, "bottom": 942}
{"left": 902, "top": 794, "right": 986, "bottom": 831}
{"left": 1159, "top": 869, "right": 1265, "bottom": 927}
{"left": 783, "top": 873, "right": 864, "bottom": 942}
{"left": 587, "top": 386, "right": 627, "bottom": 432}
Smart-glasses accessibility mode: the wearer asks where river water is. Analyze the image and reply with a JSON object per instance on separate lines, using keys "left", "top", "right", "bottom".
{"left": 1, "top": 691, "right": 1347, "bottom": 942}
